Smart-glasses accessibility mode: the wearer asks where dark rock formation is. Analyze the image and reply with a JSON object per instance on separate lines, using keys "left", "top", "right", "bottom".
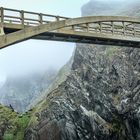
{"left": 24, "top": 0, "right": 140, "bottom": 140}
{"left": 25, "top": 45, "right": 140, "bottom": 140}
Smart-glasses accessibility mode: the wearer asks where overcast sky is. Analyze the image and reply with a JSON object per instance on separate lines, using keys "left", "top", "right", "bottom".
{"left": 0, "top": 0, "right": 89, "bottom": 81}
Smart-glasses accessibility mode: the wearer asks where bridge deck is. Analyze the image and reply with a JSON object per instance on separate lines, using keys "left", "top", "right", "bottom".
{"left": 0, "top": 7, "right": 140, "bottom": 48}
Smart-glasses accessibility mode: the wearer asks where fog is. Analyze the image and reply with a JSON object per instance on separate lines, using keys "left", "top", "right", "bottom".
{"left": 0, "top": 41, "right": 75, "bottom": 77}
{"left": 82, "top": 0, "right": 140, "bottom": 16}
{"left": 0, "top": 0, "right": 138, "bottom": 81}
{"left": 0, "top": 0, "right": 88, "bottom": 80}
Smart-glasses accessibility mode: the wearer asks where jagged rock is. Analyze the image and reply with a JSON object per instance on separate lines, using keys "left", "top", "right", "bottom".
{"left": 24, "top": 46, "right": 140, "bottom": 140}
{"left": 24, "top": 0, "right": 140, "bottom": 140}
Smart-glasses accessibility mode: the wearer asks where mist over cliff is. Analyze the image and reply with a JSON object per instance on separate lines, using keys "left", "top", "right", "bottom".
{"left": 0, "top": 68, "right": 57, "bottom": 112}
{"left": 0, "top": 0, "right": 140, "bottom": 140}
{"left": 23, "top": 0, "right": 140, "bottom": 140}
{"left": 82, "top": 0, "right": 140, "bottom": 16}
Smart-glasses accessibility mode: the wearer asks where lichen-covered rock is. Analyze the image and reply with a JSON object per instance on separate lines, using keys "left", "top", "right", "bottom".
{"left": 24, "top": 0, "right": 140, "bottom": 140}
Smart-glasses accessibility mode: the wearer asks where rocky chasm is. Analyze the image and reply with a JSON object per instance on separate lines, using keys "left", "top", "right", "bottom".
{"left": 24, "top": 0, "right": 140, "bottom": 139}
{"left": 25, "top": 44, "right": 140, "bottom": 140}
{"left": 1, "top": 0, "right": 140, "bottom": 140}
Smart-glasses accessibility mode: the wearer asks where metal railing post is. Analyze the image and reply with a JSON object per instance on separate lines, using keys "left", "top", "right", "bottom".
{"left": 99, "top": 22, "right": 102, "bottom": 33}
{"left": 122, "top": 21, "right": 125, "bottom": 35}
{"left": 111, "top": 21, "right": 114, "bottom": 34}
{"left": 72, "top": 25, "right": 75, "bottom": 30}
{"left": 56, "top": 16, "right": 59, "bottom": 21}
{"left": 39, "top": 13, "right": 43, "bottom": 24}
{"left": 133, "top": 23, "right": 136, "bottom": 37}
{"left": 0, "top": 7, "right": 5, "bottom": 35}
{"left": 0, "top": 7, "right": 4, "bottom": 23}
{"left": 20, "top": 10, "right": 24, "bottom": 27}
{"left": 86, "top": 23, "right": 89, "bottom": 32}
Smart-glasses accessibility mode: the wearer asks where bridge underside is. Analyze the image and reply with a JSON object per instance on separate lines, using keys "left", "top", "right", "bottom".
{"left": 34, "top": 32, "right": 140, "bottom": 47}
{"left": 3, "top": 25, "right": 140, "bottom": 48}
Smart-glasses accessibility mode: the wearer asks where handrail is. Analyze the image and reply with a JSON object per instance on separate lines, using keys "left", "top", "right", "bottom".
{"left": 1, "top": 7, "right": 140, "bottom": 39}
{"left": 0, "top": 7, "right": 70, "bottom": 25}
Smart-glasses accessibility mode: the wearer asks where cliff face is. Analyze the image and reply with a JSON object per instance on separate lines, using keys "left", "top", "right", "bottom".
{"left": 0, "top": 104, "right": 32, "bottom": 140}
{"left": 25, "top": 46, "right": 140, "bottom": 140}
{"left": 0, "top": 69, "right": 57, "bottom": 112}
{"left": 24, "top": 1, "right": 140, "bottom": 140}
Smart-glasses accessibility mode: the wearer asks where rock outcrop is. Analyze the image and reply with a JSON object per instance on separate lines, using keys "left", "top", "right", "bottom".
{"left": 23, "top": 0, "right": 140, "bottom": 140}
{"left": 25, "top": 44, "right": 140, "bottom": 140}
{"left": 24, "top": 0, "right": 140, "bottom": 140}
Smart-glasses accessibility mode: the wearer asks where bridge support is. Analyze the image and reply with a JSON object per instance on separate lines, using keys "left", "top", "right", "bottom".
{"left": 0, "top": 26, "right": 4, "bottom": 35}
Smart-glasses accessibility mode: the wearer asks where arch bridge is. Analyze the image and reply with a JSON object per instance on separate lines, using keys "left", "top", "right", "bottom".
{"left": 0, "top": 7, "right": 140, "bottom": 49}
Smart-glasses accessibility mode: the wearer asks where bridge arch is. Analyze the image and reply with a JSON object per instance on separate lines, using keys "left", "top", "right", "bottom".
{"left": 0, "top": 16, "right": 140, "bottom": 49}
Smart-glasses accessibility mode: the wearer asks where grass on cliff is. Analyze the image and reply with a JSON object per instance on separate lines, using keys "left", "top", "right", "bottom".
{"left": 0, "top": 104, "right": 32, "bottom": 140}
{"left": 105, "top": 46, "right": 121, "bottom": 58}
{"left": 3, "top": 114, "right": 30, "bottom": 140}
{"left": 28, "top": 59, "right": 72, "bottom": 126}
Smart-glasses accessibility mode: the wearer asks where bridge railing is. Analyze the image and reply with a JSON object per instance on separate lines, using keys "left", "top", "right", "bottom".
{"left": 0, "top": 7, "right": 69, "bottom": 26}
{"left": 64, "top": 21, "right": 140, "bottom": 38}
{"left": 0, "top": 7, "right": 140, "bottom": 38}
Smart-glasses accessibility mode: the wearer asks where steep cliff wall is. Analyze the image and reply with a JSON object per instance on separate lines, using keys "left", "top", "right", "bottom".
{"left": 0, "top": 104, "right": 32, "bottom": 140}
{"left": 24, "top": 0, "right": 140, "bottom": 140}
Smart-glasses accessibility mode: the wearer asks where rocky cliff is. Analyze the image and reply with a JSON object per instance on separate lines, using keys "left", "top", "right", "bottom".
{"left": 23, "top": 1, "right": 140, "bottom": 140}
{"left": 24, "top": 46, "right": 140, "bottom": 140}
{"left": 0, "top": 104, "right": 32, "bottom": 140}
{"left": 0, "top": 69, "right": 57, "bottom": 112}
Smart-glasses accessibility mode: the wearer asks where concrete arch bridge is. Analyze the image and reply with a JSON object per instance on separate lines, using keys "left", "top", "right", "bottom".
{"left": 0, "top": 7, "right": 140, "bottom": 49}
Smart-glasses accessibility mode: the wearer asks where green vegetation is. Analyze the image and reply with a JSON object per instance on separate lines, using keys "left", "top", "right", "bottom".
{"left": 0, "top": 57, "right": 73, "bottom": 139}
{"left": 3, "top": 115, "right": 30, "bottom": 140}
{"left": 27, "top": 58, "right": 73, "bottom": 126}
{"left": 0, "top": 104, "right": 32, "bottom": 140}
{"left": 105, "top": 47, "right": 121, "bottom": 58}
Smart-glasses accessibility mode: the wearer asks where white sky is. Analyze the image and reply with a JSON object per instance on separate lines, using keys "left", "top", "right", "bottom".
{"left": 0, "top": 0, "right": 88, "bottom": 17}
{"left": 0, "top": 0, "right": 89, "bottom": 80}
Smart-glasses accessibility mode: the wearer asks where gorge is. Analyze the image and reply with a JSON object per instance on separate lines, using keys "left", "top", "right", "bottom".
{"left": 0, "top": 0, "right": 140, "bottom": 140}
